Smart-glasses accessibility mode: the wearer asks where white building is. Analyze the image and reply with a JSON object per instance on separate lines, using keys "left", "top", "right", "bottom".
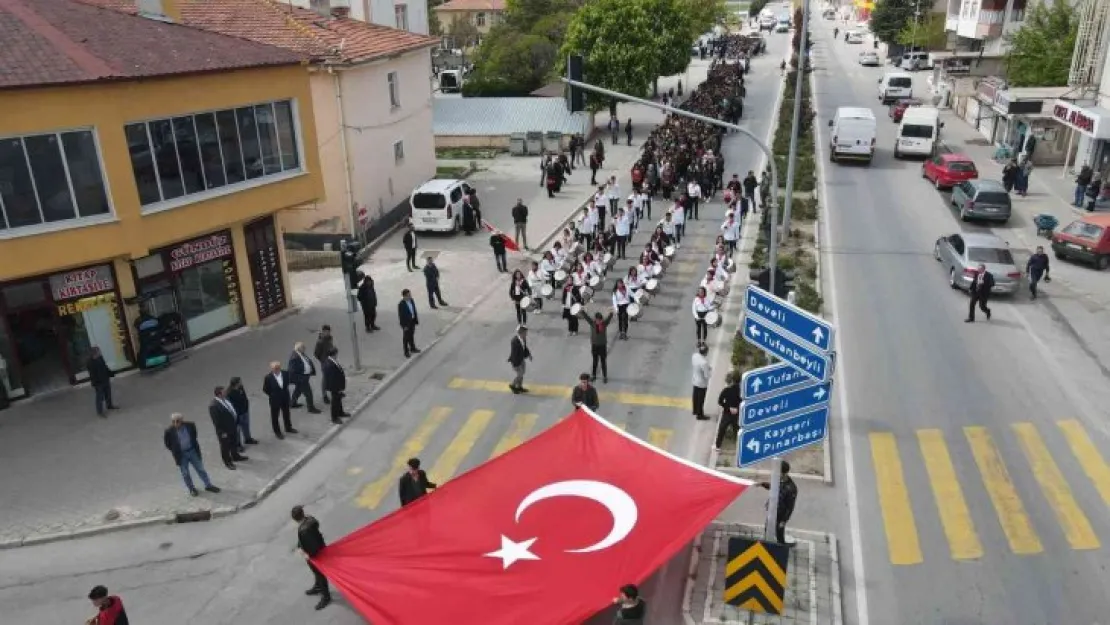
{"left": 1050, "top": 0, "right": 1110, "bottom": 173}
{"left": 294, "top": 0, "right": 430, "bottom": 35}
{"left": 944, "top": 0, "right": 1027, "bottom": 55}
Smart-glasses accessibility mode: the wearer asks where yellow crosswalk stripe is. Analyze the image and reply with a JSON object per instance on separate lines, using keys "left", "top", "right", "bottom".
{"left": 648, "top": 427, "right": 674, "bottom": 451}
{"left": 870, "top": 432, "right": 923, "bottom": 565}
{"left": 1013, "top": 423, "right": 1100, "bottom": 550}
{"left": 429, "top": 410, "right": 496, "bottom": 483}
{"left": 964, "top": 426, "right": 1043, "bottom": 555}
{"left": 490, "top": 413, "right": 539, "bottom": 458}
{"left": 614, "top": 423, "right": 627, "bottom": 431}
{"left": 1058, "top": 420, "right": 1110, "bottom": 509}
{"left": 448, "top": 377, "right": 689, "bottom": 409}
{"left": 355, "top": 406, "right": 451, "bottom": 509}
{"left": 917, "top": 429, "right": 983, "bottom": 560}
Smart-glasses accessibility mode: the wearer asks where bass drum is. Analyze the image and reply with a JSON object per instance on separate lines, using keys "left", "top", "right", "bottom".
{"left": 645, "top": 278, "right": 659, "bottom": 293}
{"left": 664, "top": 245, "right": 676, "bottom": 258}
{"left": 581, "top": 286, "right": 595, "bottom": 302}
{"left": 588, "top": 274, "right": 601, "bottom": 288}
{"left": 652, "top": 263, "right": 664, "bottom": 277}
{"left": 570, "top": 303, "right": 583, "bottom": 317}
{"left": 628, "top": 302, "right": 643, "bottom": 320}
{"left": 553, "top": 270, "right": 568, "bottom": 284}
{"left": 602, "top": 253, "right": 616, "bottom": 270}
{"left": 714, "top": 280, "right": 731, "bottom": 297}
{"left": 519, "top": 296, "right": 533, "bottom": 311}
{"left": 540, "top": 284, "right": 554, "bottom": 298}
{"left": 706, "top": 310, "right": 722, "bottom": 328}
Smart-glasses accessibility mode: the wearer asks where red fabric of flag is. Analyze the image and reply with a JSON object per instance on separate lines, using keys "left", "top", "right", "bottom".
{"left": 482, "top": 220, "right": 520, "bottom": 252}
{"left": 312, "top": 408, "right": 750, "bottom": 625}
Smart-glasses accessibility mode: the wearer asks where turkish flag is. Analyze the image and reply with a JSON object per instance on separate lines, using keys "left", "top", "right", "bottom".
{"left": 312, "top": 408, "right": 750, "bottom": 625}
{"left": 482, "top": 220, "right": 520, "bottom": 252}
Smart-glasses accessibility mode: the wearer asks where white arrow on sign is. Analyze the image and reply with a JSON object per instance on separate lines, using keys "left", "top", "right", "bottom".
{"left": 812, "top": 327, "right": 825, "bottom": 345}
{"left": 746, "top": 438, "right": 760, "bottom": 454}
{"left": 747, "top": 323, "right": 761, "bottom": 339}
{"left": 751, "top": 377, "right": 763, "bottom": 393}
{"left": 813, "top": 386, "right": 827, "bottom": 401}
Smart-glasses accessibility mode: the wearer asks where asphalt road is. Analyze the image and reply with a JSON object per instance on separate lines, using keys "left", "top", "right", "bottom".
{"left": 0, "top": 37, "right": 789, "bottom": 625}
{"left": 810, "top": 22, "right": 1110, "bottom": 625}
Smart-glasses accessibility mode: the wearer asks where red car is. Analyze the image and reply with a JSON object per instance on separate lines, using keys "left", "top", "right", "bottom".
{"left": 889, "top": 98, "right": 923, "bottom": 122}
{"left": 922, "top": 153, "right": 979, "bottom": 189}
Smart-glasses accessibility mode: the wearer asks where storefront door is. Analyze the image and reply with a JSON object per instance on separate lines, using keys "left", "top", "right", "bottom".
{"left": 244, "top": 216, "right": 287, "bottom": 320}
{"left": 0, "top": 312, "right": 26, "bottom": 402}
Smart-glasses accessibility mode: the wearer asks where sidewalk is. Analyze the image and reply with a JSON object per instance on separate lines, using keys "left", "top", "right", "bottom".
{"left": 0, "top": 61, "right": 711, "bottom": 547}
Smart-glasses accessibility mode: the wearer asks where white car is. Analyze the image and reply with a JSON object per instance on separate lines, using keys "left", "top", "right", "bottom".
{"left": 858, "top": 51, "right": 880, "bottom": 66}
{"left": 774, "top": 22, "right": 790, "bottom": 32}
{"left": 847, "top": 31, "right": 864, "bottom": 44}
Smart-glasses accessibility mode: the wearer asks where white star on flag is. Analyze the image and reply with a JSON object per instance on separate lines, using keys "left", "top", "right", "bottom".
{"left": 484, "top": 535, "right": 540, "bottom": 569}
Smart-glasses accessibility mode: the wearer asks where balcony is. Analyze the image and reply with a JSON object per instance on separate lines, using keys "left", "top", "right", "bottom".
{"left": 956, "top": 6, "right": 1005, "bottom": 39}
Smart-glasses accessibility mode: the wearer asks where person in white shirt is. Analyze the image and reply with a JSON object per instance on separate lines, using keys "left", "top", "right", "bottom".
{"left": 687, "top": 180, "right": 702, "bottom": 220}
{"left": 562, "top": 283, "right": 582, "bottom": 336}
{"left": 671, "top": 203, "right": 686, "bottom": 246}
{"left": 709, "top": 258, "right": 730, "bottom": 283}
{"left": 584, "top": 252, "right": 604, "bottom": 279}
{"left": 559, "top": 227, "right": 576, "bottom": 253}
{"left": 661, "top": 212, "right": 676, "bottom": 240}
{"left": 552, "top": 242, "right": 567, "bottom": 269}
{"left": 638, "top": 189, "right": 652, "bottom": 220}
{"left": 614, "top": 208, "right": 631, "bottom": 259}
{"left": 539, "top": 253, "right": 558, "bottom": 288}
{"left": 527, "top": 261, "right": 547, "bottom": 312}
{"left": 721, "top": 215, "right": 740, "bottom": 255}
{"left": 625, "top": 198, "right": 639, "bottom": 233}
{"left": 611, "top": 281, "right": 633, "bottom": 340}
{"left": 692, "top": 286, "right": 716, "bottom": 342}
{"left": 623, "top": 266, "right": 645, "bottom": 294}
{"left": 571, "top": 262, "right": 588, "bottom": 288}
{"left": 714, "top": 245, "right": 730, "bottom": 271}
{"left": 593, "top": 188, "right": 608, "bottom": 230}
{"left": 691, "top": 342, "right": 712, "bottom": 419}
{"left": 629, "top": 193, "right": 643, "bottom": 227}
{"left": 606, "top": 176, "right": 622, "bottom": 218}
{"left": 580, "top": 204, "right": 598, "bottom": 249}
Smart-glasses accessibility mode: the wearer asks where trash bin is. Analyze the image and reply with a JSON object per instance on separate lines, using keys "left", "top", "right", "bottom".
{"left": 525, "top": 131, "right": 543, "bottom": 155}
{"left": 509, "top": 133, "right": 527, "bottom": 156}
{"left": 543, "top": 131, "right": 563, "bottom": 153}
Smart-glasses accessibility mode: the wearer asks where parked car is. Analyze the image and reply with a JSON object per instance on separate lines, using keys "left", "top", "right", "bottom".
{"left": 888, "top": 97, "right": 923, "bottom": 122}
{"left": 934, "top": 232, "right": 1022, "bottom": 294}
{"left": 1051, "top": 213, "right": 1110, "bottom": 270}
{"left": 847, "top": 31, "right": 864, "bottom": 44}
{"left": 950, "top": 179, "right": 1012, "bottom": 223}
{"left": 410, "top": 178, "right": 472, "bottom": 233}
{"left": 858, "top": 51, "right": 880, "bottom": 66}
{"left": 922, "top": 153, "right": 978, "bottom": 189}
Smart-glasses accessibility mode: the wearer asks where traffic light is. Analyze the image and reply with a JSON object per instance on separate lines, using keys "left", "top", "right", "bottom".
{"left": 339, "top": 240, "right": 361, "bottom": 291}
{"left": 566, "top": 54, "right": 585, "bottom": 113}
{"left": 753, "top": 267, "right": 794, "bottom": 299}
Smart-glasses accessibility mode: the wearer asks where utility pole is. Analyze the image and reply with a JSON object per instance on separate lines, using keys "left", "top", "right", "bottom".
{"left": 778, "top": 0, "right": 810, "bottom": 238}
{"left": 338, "top": 240, "right": 364, "bottom": 371}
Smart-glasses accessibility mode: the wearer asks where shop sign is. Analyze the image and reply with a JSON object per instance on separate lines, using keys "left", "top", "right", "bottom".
{"left": 169, "top": 233, "right": 234, "bottom": 272}
{"left": 943, "top": 58, "right": 973, "bottom": 75}
{"left": 1052, "top": 99, "right": 1110, "bottom": 139}
{"left": 49, "top": 265, "right": 115, "bottom": 301}
{"left": 56, "top": 293, "right": 115, "bottom": 316}
{"left": 977, "top": 80, "right": 1000, "bottom": 103}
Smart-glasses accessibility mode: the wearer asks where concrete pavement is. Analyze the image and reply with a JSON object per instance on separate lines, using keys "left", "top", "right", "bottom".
{"left": 812, "top": 21, "right": 1110, "bottom": 624}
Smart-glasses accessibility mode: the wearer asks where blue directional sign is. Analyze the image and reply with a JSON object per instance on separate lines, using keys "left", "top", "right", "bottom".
{"left": 742, "top": 314, "right": 830, "bottom": 382}
{"left": 741, "top": 362, "right": 809, "bottom": 400}
{"left": 738, "top": 405, "right": 830, "bottom": 467}
{"left": 745, "top": 285, "right": 834, "bottom": 353}
{"left": 742, "top": 381, "right": 832, "bottom": 427}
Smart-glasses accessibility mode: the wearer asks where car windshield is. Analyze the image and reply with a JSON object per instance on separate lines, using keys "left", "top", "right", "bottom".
{"left": 901, "top": 124, "right": 934, "bottom": 139}
{"left": 1060, "top": 220, "right": 1105, "bottom": 241}
{"left": 412, "top": 192, "right": 447, "bottom": 210}
{"left": 889, "top": 77, "right": 912, "bottom": 87}
{"left": 947, "top": 161, "right": 976, "bottom": 172}
{"left": 968, "top": 247, "right": 1014, "bottom": 264}
{"left": 975, "top": 191, "right": 1009, "bottom": 204}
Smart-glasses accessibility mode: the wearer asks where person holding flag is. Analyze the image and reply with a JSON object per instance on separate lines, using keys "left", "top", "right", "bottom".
{"left": 483, "top": 221, "right": 520, "bottom": 271}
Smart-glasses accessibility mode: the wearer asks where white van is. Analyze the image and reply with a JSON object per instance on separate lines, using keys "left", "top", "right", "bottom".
{"left": 410, "top": 178, "right": 472, "bottom": 233}
{"left": 894, "top": 107, "right": 943, "bottom": 158}
{"left": 877, "top": 71, "right": 913, "bottom": 104}
{"left": 900, "top": 51, "right": 931, "bottom": 71}
{"left": 828, "top": 107, "right": 877, "bottom": 164}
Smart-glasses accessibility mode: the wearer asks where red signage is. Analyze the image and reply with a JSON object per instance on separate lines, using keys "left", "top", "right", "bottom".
{"left": 1054, "top": 104, "right": 1096, "bottom": 134}
{"left": 169, "top": 233, "right": 234, "bottom": 272}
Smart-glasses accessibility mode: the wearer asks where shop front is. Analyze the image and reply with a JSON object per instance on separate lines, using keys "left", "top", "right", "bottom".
{"left": 963, "top": 79, "right": 1004, "bottom": 142}
{"left": 0, "top": 264, "right": 132, "bottom": 400}
{"left": 1051, "top": 99, "right": 1110, "bottom": 175}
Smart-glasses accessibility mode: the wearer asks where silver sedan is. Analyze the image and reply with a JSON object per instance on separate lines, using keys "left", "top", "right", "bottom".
{"left": 858, "top": 51, "right": 880, "bottom": 66}
{"left": 933, "top": 232, "right": 1022, "bottom": 295}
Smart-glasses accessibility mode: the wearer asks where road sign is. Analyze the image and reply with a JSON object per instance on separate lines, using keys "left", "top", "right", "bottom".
{"left": 742, "top": 314, "right": 831, "bottom": 382}
{"left": 738, "top": 405, "right": 829, "bottom": 467}
{"left": 724, "top": 537, "right": 790, "bottom": 614}
{"left": 741, "top": 381, "right": 832, "bottom": 427}
{"left": 745, "top": 285, "right": 834, "bottom": 353}
{"left": 741, "top": 362, "right": 809, "bottom": 400}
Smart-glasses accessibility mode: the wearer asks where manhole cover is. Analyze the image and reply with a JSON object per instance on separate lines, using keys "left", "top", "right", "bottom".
{"left": 369, "top": 372, "right": 386, "bottom": 381}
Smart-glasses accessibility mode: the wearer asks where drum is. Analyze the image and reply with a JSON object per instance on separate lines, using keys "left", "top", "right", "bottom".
{"left": 725, "top": 258, "right": 736, "bottom": 273}
{"left": 631, "top": 288, "right": 643, "bottom": 303}
{"left": 645, "top": 278, "right": 659, "bottom": 293}
{"left": 706, "top": 310, "right": 722, "bottom": 328}
{"left": 628, "top": 302, "right": 643, "bottom": 320}
{"left": 541, "top": 284, "right": 554, "bottom": 298}
{"left": 652, "top": 263, "right": 663, "bottom": 277}
{"left": 570, "top": 303, "right": 583, "bottom": 317}
{"left": 664, "top": 245, "right": 676, "bottom": 258}
{"left": 714, "top": 280, "right": 731, "bottom": 296}
{"left": 588, "top": 274, "right": 601, "bottom": 288}
{"left": 554, "top": 270, "right": 568, "bottom": 284}
{"left": 603, "top": 253, "right": 615, "bottom": 270}
{"left": 660, "top": 256, "right": 671, "bottom": 270}
{"left": 581, "top": 286, "right": 594, "bottom": 302}
{"left": 519, "top": 296, "right": 532, "bottom": 311}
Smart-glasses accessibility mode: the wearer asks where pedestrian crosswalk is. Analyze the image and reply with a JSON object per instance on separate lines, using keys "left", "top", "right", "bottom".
{"left": 869, "top": 420, "right": 1110, "bottom": 565}
{"left": 352, "top": 406, "right": 676, "bottom": 511}
{"left": 448, "top": 377, "right": 690, "bottom": 409}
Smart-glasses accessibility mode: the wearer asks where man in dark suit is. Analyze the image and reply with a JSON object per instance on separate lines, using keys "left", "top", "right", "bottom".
{"left": 291, "top": 505, "right": 331, "bottom": 611}
{"left": 399, "top": 457, "right": 437, "bottom": 506}
{"left": 287, "top": 342, "right": 321, "bottom": 414}
{"left": 262, "top": 361, "right": 298, "bottom": 439}
{"left": 357, "top": 273, "right": 379, "bottom": 332}
{"left": 209, "top": 386, "right": 247, "bottom": 469}
{"left": 322, "top": 347, "right": 350, "bottom": 424}
{"left": 86, "top": 346, "right": 117, "bottom": 418}
{"left": 508, "top": 325, "right": 532, "bottom": 394}
{"left": 402, "top": 221, "right": 418, "bottom": 272}
{"left": 966, "top": 264, "right": 994, "bottom": 323}
{"left": 313, "top": 325, "right": 334, "bottom": 404}
{"left": 398, "top": 289, "right": 421, "bottom": 358}
{"left": 423, "top": 257, "right": 448, "bottom": 309}
{"left": 163, "top": 413, "right": 220, "bottom": 496}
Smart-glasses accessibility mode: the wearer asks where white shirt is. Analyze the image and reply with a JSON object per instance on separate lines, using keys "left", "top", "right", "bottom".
{"left": 539, "top": 259, "right": 557, "bottom": 275}
{"left": 594, "top": 192, "right": 607, "bottom": 207}
{"left": 692, "top": 296, "right": 714, "bottom": 317}
{"left": 624, "top": 273, "right": 644, "bottom": 290}
{"left": 629, "top": 193, "right": 643, "bottom": 210}
{"left": 688, "top": 182, "right": 702, "bottom": 199}
{"left": 553, "top": 248, "right": 567, "bottom": 266}
{"left": 638, "top": 191, "right": 650, "bottom": 205}
{"left": 273, "top": 372, "right": 284, "bottom": 387}
{"left": 528, "top": 269, "right": 546, "bottom": 287}
{"left": 612, "top": 289, "right": 631, "bottom": 307}
{"left": 582, "top": 209, "right": 597, "bottom": 232}
{"left": 615, "top": 215, "right": 631, "bottom": 236}
{"left": 573, "top": 269, "right": 587, "bottom": 287}
{"left": 672, "top": 205, "right": 686, "bottom": 225}
{"left": 588, "top": 260, "right": 603, "bottom": 276}
{"left": 721, "top": 219, "right": 740, "bottom": 241}
{"left": 636, "top": 263, "right": 651, "bottom": 279}
{"left": 712, "top": 265, "right": 731, "bottom": 283}
{"left": 661, "top": 220, "right": 675, "bottom": 236}
{"left": 607, "top": 182, "right": 622, "bottom": 200}
{"left": 563, "top": 289, "right": 576, "bottom": 309}
{"left": 692, "top": 352, "right": 712, "bottom": 388}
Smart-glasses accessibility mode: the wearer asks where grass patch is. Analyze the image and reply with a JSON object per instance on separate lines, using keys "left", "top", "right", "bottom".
{"left": 435, "top": 147, "right": 503, "bottom": 160}
{"left": 435, "top": 165, "right": 469, "bottom": 179}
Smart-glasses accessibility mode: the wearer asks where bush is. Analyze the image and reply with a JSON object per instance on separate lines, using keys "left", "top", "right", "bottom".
{"left": 774, "top": 155, "right": 816, "bottom": 192}
{"left": 791, "top": 197, "right": 818, "bottom": 221}
{"left": 794, "top": 280, "right": 823, "bottom": 313}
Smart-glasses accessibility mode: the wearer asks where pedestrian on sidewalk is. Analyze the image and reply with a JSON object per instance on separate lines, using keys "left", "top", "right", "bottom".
{"left": 263, "top": 362, "right": 297, "bottom": 439}
{"left": 467, "top": 188, "right": 483, "bottom": 229}
{"left": 539, "top": 151, "right": 551, "bottom": 187}
{"left": 508, "top": 325, "right": 532, "bottom": 394}
{"left": 163, "top": 413, "right": 220, "bottom": 496}
{"left": 86, "top": 346, "right": 117, "bottom": 418}
{"left": 687, "top": 179, "right": 703, "bottom": 219}
{"left": 85, "top": 585, "right": 128, "bottom": 625}
{"left": 743, "top": 170, "right": 759, "bottom": 210}
{"left": 512, "top": 198, "right": 529, "bottom": 250}
{"left": 210, "top": 386, "right": 247, "bottom": 469}
{"left": 589, "top": 152, "right": 601, "bottom": 186}
{"left": 313, "top": 325, "right": 335, "bottom": 404}
{"left": 606, "top": 176, "right": 622, "bottom": 218}
{"left": 227, "top": 376, "right": 257, "bottom": 449}
{"left": 965, "top": 264, "right": 994, "bottom": 323}
{"left": 399, "top": 457, "right": 437, "bottom": 506}
{"left": 638, "top": 188, "right": 652, "bottom": 220}
{"left": 714, "top": 372, "right": 741, "bottom": 452}
{"left": 490, "top": 228, "right": 508, "bottom": 272}
{"left": 615, "top": 208, "right": 631, "bottom": 259}
{"left": 291, "top": 505, "right": 331, "bottom": 611}
{"left": 1015, "top": 159, "right": 1033, "bottom": 196}
{"left": 721, "top": 213, "right": 740, "bottom": 255}
{"left": 625, "top": 118, "right": 633, "bottom": 146}
{"left": 580, "top": 309, "right": 613, "bottom": 383}
{"left": 612, "top": 584, "right": 646, "bottom": 624}
{"left": 569, "top": 134, "right": 581, "bottom": 168}
{"left": 1087, "top": 175, "right": 1103, "bottom": 211}
{"left": 462, "top": 193, "right": 477, "bottom": 235}
{"left": 1002, "top": 159, "right": 1019, "bottom": 193}
{"left": 672, "top": 203, "right": 686, "bottom": 246}
{"left": 398, "top": 289, "right": 421, "bottom": 358}
{"left": 1026, "top": 245, "right": 1051, "bottom": 299}
{"left": 572, "top": 372, "right": 600, "bottom": 411}
{"left": 402, "top": 221, "right": 418, "bottom": 272}
{"left": 424, "top": 256, "right": 448, "bottom": 308}
{"left": 759, "top": 461, "right": 798, "bottom": 546}
{"left": 1074, "top": 165, "right": 1093, "bottom": 207}
{"left": 288, "top": 342, "right": 321, "bottom": 414}
{"left": 322, "top": 347, "right": 349, "bottom": 424}
{"left": 691, "top": 342, "right": 711, "bottom": 420}
{"left": 354, "top": 272, "right": 379, "bottom": 333}
{"left": 608, "top": 116, "right": 620, "bottom": 145}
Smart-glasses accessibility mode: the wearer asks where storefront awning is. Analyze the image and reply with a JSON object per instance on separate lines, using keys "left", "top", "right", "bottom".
{"left": 1052, "top": 99, "right": 1110, "bottom": 139}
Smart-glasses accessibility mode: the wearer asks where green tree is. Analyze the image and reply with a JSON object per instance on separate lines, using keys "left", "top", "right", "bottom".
{"left": 896, "top": 12, "right": 946, "bottom": 48}
{"left": 463, "top": 27, "right": 559, "bottom": 95}
{"left": 445, "top": 16, "right": 482, "bottom": 48}
{"left": 563, "top": 0, "right": 661, "bottom": 107}
{"left": 504, "top": 0, "right": 582, "bottom": 30}
{"left": 1004, "top": 1, "right": 1078, "bottom": 87}
{"left": 749, "top": 0, "right": 769, "bottom": 17}
{"left": 428, "top": 0, "right": 445, "bottom": 35}
{"left": 869, "top": 0, "right": 915, "bottom": 44}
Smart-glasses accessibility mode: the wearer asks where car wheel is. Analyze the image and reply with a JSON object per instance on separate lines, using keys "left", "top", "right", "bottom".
{"left": 1098, "top": 255, "right": 1110, "bottom": 271}
{"left": 451, "top": 217, "right": 459, "bottom": 234}
{"left": 921, "top": 165, "right": 927, "bottom": 179}
{"left": 959, "top": 207, "right": 968, "bottom": 222}
{"left": 949, "top": 268, "right": 959, "bottom": 289}
{"left": 933, "top": 243, "right": 942, "bottom": 261}
{"left": 894, "top": 147, "right": 900, "bottom": 159}
{"left": 1055, "top": 250, "right": 1065, "bottom": 260}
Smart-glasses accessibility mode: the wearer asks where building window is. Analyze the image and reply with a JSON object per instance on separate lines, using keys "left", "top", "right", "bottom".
{"left": 123, "top": 99, "right": 301, "bottom": 210}
{"left": 388, "top": 72, "right": 401, "bottom": 108}
{"left": 0, "top": 129, "right": 111, "bottom": 233}
{"left": 476, "top": 12, "right": 486, "bottom": 27}
{"left": 395, "top": 3, "right": 409, "bottom": 31}
{"left": 393, "top": 140, "right": 405, "bottom": 164}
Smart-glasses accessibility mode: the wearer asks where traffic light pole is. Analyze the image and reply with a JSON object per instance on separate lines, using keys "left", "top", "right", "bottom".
{"left": 339, "top": 240, "right": 363, "bottom": 372}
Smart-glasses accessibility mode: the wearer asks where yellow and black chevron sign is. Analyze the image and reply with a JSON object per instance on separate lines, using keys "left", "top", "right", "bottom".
{"left": 723, "top": 537, "right": 790, "bottom": 614}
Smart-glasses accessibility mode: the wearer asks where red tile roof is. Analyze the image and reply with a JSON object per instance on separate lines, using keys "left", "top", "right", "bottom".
{"left": 0, "top": 0, "right": 304, "bottom": 89}
{"left": 81, "top": 0, "right": 440, "bottom": 65}
{"left": 435, "top": 0, "right": 505, "bottom": 11}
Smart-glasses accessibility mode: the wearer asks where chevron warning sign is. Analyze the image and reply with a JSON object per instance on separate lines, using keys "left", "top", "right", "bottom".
{"left": 723, "top": 537, "right": 790, "bottom": 614}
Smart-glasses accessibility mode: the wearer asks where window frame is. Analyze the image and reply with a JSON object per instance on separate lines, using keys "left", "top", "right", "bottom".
{"left": 475, "top": 11, "right": 486, "bottom": 27}
{"left": 394, "top": 3, "right": 409, "bottom": 31}
{"left": 0, "top": 126, "right": 115, "bottom": 240}
{"left": 393, "top": 140, "right": 405, "bottom": 164}
{"left": 388, "top": 72, "right": 401, "bottom": 109}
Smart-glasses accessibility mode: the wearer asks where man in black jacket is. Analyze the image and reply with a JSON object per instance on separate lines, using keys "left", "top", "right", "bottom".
{"left": 291, "top": 505, "right": 331, "bottom": 610}
{"left": 209, "top": 386, "right": 247, "bottom": 469}
{"left": 313, "top": 325, "right": 335, "bottom": 404}
{"left": 423, "top": 257, "right": 448, "bottom": 308}
{"left": 715, "top": 372, "right": 741, "bottom": 451}
{"left": 163, "top": 413, "right": 220, "bottom": 496}
{"left": 322, "top": 347, "right": 349, "bottom": 424}
{"left": 489, "top": 230, "right": 508, "bottom": 272}
{"left": 511, "top": 199, "right": 529, "bottom": 250}
{"left": 966, "top": 265, "right": 994, "bottom": 323}
{"left": 579, "top": 310, "right": 613, "bottom": 383}
{"left": 357, "top": 273, "right": 379, "bottom": 332}
{"left": 743, "top": 170, "right": 759, "bottom": 210}
{"left": 402, "top": 221, "right": 418, "bottom": 271}
{"left": 398, "top": 289, "right": 421, "bottom": 358}
{"left": 571, "top": 373, "right": 600, "bottom": 411}
{"left": 759, "top": 461, "right": 798, "bottom": 546}
{"left": 288, "top": 342, "right": 321, "bottom": 414}
{"left": 399, "top": 457, "right": 437, "bottom": 506}
{"left": 1026, "top": 245, "right": 1051, "bottom": 299}
{"left": 508, "top": 325, "right": 532, "bottom": 394}
{"left": 263, "top": 361, "right": 298, "bottom": 438}
{"left": 87, "top": 346, "right": 117, "bottom": 418}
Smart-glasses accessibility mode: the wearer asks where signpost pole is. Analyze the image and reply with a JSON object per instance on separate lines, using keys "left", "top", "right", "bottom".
{"left": 766, "top": 457, "right": 782, "bottom": 541}
{"left": 779, "top": 0, "right": 810, "bottom": 238}
{"left": 339, "top": 240, "right": 363, "bottom": 371}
